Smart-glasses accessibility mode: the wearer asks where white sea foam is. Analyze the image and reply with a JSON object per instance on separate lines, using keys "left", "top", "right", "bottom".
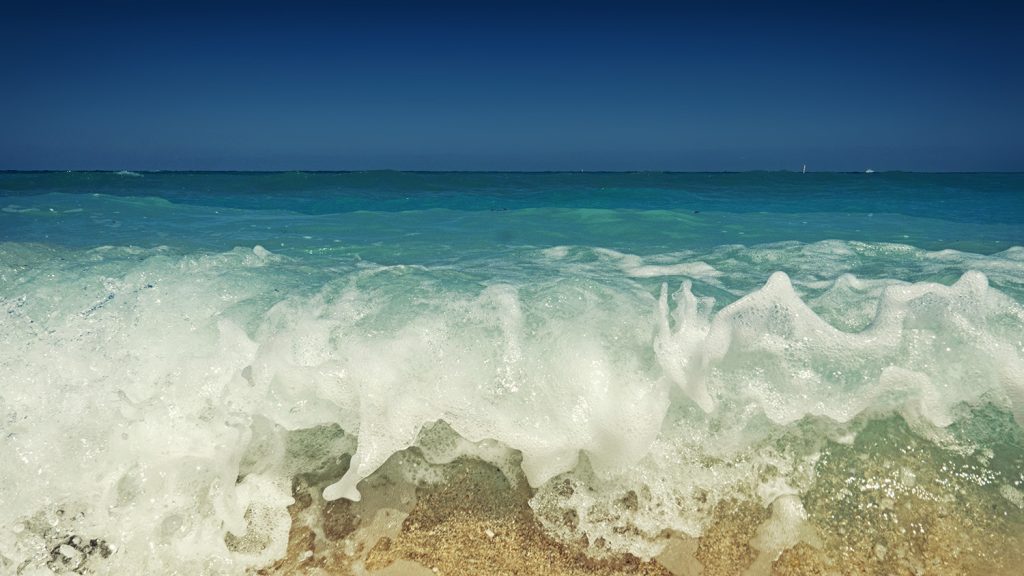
{"left": 2, "top": 205, "right": 38, "bottom": 214}
{"left": 0, "top": 241, "right": 1021, "bottom": 571}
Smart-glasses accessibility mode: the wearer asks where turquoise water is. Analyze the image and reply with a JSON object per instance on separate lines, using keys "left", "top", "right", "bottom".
{"left": 3, "top": 171, "right": 1022, "bottom": 258}
{"left": 1, "top": 171, "right": 1022, "bottom": 572}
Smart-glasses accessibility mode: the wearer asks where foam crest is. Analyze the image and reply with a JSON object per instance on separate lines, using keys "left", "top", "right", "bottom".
{"left": 656, "top": 270, "right": 1023, "bottom": 428}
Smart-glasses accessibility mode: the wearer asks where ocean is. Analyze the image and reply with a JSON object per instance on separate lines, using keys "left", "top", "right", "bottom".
{"left": 1, "top": 171, "right": 1022, "bottom": 574}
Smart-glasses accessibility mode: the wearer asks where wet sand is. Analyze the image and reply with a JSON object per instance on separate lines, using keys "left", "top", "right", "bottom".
{"left": 255, "top": 417, "right": 1024, "bottom": 576}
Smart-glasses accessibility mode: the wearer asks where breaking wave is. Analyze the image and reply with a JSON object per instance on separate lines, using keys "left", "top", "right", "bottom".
{"left": 0, "top": 241, "right": 1022, "bottom": 572}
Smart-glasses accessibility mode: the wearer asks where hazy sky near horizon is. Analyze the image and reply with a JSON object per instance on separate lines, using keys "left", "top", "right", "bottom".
{"left": 2, "top": 0, "right": 1022, "bottom": 171}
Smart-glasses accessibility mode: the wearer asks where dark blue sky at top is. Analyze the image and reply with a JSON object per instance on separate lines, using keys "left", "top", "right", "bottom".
{"left": 1, "top": 0, "right": 1021, "bottom": 171}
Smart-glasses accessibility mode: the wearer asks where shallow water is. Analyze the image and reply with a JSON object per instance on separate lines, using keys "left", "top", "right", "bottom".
{"left": 1, "top": 171, "right": 1022, "bottom": 574}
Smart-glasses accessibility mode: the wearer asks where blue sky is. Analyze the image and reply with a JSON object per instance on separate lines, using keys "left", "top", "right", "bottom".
{"left": 1, "top": 0, "right": 1021, "bottom": 171}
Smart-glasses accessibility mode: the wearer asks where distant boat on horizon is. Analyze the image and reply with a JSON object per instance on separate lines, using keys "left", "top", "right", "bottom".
{"left": 865, "top": 168, "right": 875, "bottom": 173}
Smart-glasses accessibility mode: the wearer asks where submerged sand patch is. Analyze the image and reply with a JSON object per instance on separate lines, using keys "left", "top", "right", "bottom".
{"left": 257, "top": 416, "right": 1023, "bottom": 575}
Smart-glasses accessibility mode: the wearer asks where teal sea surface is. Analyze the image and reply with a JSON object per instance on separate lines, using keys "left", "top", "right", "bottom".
{"left": 1, "top": 171, "right": 1022, "bottom": 573}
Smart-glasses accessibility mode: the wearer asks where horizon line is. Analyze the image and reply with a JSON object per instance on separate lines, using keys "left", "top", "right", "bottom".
{"left": 3, "top": 169, "right": 1023, "bottom": 175}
